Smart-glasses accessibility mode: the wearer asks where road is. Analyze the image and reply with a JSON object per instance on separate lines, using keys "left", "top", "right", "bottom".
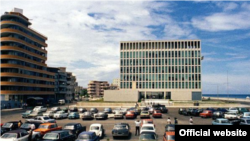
{"left": 1, "top": 107, "right": 212, "bottom": 141}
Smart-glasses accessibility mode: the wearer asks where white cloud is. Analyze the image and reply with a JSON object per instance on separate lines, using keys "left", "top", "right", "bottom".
{"left": 1, "top": 0, "right": 187, "bottom": 87}
{"left": 216, "top": 2, "right": 238, "bottom": 11}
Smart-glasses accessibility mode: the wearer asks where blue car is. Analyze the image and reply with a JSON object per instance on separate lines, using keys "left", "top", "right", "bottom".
{"left": 212, "top": 118, "right": 233, "bottom": 125}
{"left": 76, "top": 131, "right": 100, "bottom": 141}
{"left": 68, "top": 112, "right": 80, "bottom": 119}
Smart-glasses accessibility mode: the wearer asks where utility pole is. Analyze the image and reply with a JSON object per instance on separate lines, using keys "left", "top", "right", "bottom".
{"left": 217, "top": 85, "right": 219, "bottom": 99}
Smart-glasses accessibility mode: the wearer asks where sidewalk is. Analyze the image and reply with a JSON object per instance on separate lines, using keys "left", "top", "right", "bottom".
{"left": 1, "top": 108, "right": 24, "bottom": 112}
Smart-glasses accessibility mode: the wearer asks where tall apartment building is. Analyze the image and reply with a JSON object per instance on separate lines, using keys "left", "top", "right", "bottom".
{"left": 88, "top": 81, "right": 110, "bottom": 97}
{"left": 66, "top": 72, "right": 77, "bottom": 101}
{"left": 0, "top": 8, "right": 55, "bottom": 102}
{"left": 119, "top": 40, "right": 202, "bottom": 100}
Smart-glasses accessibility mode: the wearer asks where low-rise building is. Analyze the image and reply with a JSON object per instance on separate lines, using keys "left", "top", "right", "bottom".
{"left": 87, "top": 81, "right": 110, "bottom": 97}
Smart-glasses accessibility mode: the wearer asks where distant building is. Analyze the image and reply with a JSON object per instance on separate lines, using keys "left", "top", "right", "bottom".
{"left": 87, "top": 81, "right": 110, "bottom": 97}
{"left": 105, "top": 40, "right": 202, "bottom": 101}
{"left": 112, "top": 78, "right": 120, "bottom": 88}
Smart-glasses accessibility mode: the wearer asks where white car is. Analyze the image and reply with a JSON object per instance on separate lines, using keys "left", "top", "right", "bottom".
{"left": 50, "top": 107, "right": 61, "bottom": 112}
{"left": 43, "top": 111, "right": 56, "bottom": 118}
{"left": 228, "top": 107, "right": 239, "bottom": 113}
{"left": 114, "top": 111, "right": 123, "bottom": 119}
{"left": 89, "top": 123, "right": 104, "bottom": 138}
{"left": 33, "top": 106, "right": 47, "bottom": 112}
{"left": 243, "top": 112, "right": 250, "bottom": 118}
{"left": 140, "top": 124, "right": 156, "bottom": 134}
{"left": 53, "top": 111, "right": 68, "bottom": 119}
{"left": 58, "top": 99, "right": 65, "bottom": 105}
{"left": 0, "top": 129, "right": 38, "bottom": 141}
{"left": 224, "top": 112, "right": 240, "bottom": 119}
{"left": 26, "top": 116, "right": 56, "bottom": 123}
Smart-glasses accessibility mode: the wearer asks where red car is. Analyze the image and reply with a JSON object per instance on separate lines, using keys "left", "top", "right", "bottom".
{"left": 152, "top": 110, "right": 162, "bottom": 118}
{"left": 200, "top": 110, "right": 213, "bottom": 118}
{"left": 125, "top": 111, "right": 136, "bottom": 119}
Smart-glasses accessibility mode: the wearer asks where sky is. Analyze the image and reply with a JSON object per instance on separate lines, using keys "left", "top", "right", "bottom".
{"left": 1, "top": 0, "right": 250, "bottom": 94}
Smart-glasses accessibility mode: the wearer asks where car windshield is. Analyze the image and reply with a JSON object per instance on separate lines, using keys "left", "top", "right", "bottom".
{"left": 43, "top": 133, "right": 59, "bottom": 140}
{"left": 79, "top": 134, "right": 91, "bottom": 139}
{"left": 39, "top": 125, "right": 49, "bottom": 129}
{"left": 115, "top": 111, "right": 122, "bottom": 114}
{"left": 21, "top": 123, "right": 31, "bottom": 128}
{"left": 1, "top": 133, "right": 17, "bottom": 138}
{"left": 142, "top": 111, "right": 148, "bottom": 114}
{"left": 2, "top": 123, "right": 13, "bottom": 128}
{"left": 142, "top": 126, "right": 154, "bottom": 130}
{"left": 64, "top": 125, "right": 74, "bottom": 130}
{"left": 56, "top": 111, "right": 63, "bottom": 114}
{"left": 155, "top": 111, "right": 161, "bottom": 113}
{"left": 167, "top": 135, "right": 175, "bottom": 140}
{"left": 69, "top": 113, "right": 76, "bottom": 115}
{"left": 244, "top": 113, "right": 250, "bottom": 116}
{"left": 43, "top": 117, "right": 50, "bottom": 120}
{"left": 84, "top": 112, "right": 91, "bottom": 115}
{"left": 139, "top": 134, "right": 156, "bottom": 140}
{"left": 127, "top": 112, "right": 133, "bottom": 114}
{"left": 114, "top": 125, "right": 128, "bottom": 129}
{"left": 104, "top": 108, "right": 110, "bottom": 110}
{"left": 90, "top": 108, "right": 96, "bottom": 110}
{"left": 221, "top": 120, "right": 230, "bottom": 123}
{"left": 90, "top": 126, "right": 99, "bottom": 130}
{"left": 25, "top": 111, "right": 32, "bottom": 113}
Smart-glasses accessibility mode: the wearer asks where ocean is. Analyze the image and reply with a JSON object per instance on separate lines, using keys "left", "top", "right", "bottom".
{"left": 202, "top": 94, "right": 250, "bottom": 99}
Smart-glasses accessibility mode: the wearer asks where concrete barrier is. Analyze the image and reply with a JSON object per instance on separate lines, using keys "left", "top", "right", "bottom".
{"left": 77, "top": 102, "right": 136, "bottom": 107}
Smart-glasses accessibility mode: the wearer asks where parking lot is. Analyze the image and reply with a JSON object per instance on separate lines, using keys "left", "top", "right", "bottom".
{"left": 1, "top": 107, "right": 213, "bottom": 141}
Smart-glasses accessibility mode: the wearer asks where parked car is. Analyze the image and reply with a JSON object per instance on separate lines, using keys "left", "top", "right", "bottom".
{"left": 90, "top": 108, "right": 98, "bottom": 114}
{"left": 216, "top": 108, "right": 228, "bottom": 113}
{"left": 1, "top": 128, "right": 9, "bottom": 136}
{"left": 159, "top": 107, "right": 168, "bottom": 113}
{"left": 148, "top": 107, "right": 155, "bottom": 115}
{"left": 0, "top": 129, "right": 37, "bottom": 141}
{"left": 68, "top": 112, "right": 80, "bottom": 119}
{"left": 33, "top": 123, "right": 62, "bottom": 137}
{"left": 206, "top": 108, "right": 216, "bottom": 113}
{"left": 78, "top": 108, "right": 87, "bottom": 113}
{"left": 58, "top": 99, "right": 65, "bottom": 105}
{"left": 114, "top": 111, "right": 124, "bottom": 119}
{"left": 63, "top": 123, "right": 86, "bottom": 138}
{"left": 228, "top": 107, "right": 239, "bottom": 113}
{"left": 224, "top": 112, "right": 240, "bottom": 120}
{"left": 20, "top": 122, "right": 42, "bottom": 132}
{"left": 95, "top": 112, "right": 108, "bottom": 120}
{"left": 53, "top": 111, "right": 68, "bottom": 119}
{"left": 89, "top": 124, "right": 104, "bottom": 138}
{"left": 200, "top": 110, "right": 213, "bottom": 118}
{"left": 40, "top": 130, "right": 75, "bottom": 141}
{"left": 61, "top": 107, "right": 69, "bottom": 113}
{"left": 139, "top": 131, "right": 158, "bottom": 141}
{"left": 239, "top": 107, "right": 249, "bottom": 114}
{"left": 190, "top": 109, "right": 201, "bottom": 116}
{"left": 165, "top": 124, "right": 175, "bottom": 132}
{"left": 212, "top": 118, "right": 233, "bottom": 125}
{"left": 212, "top": 111, "right": 224, "bottom": 120}
{"left": 1, "top": 121, "right": 18, "bottom": 131}
{"left": 29, "top": 111, "right": 43, "bottom": 118}
{"left": 22, "top": 110, "right": 33, "bottom": 118}
{"left": 26, "top": 116, "right": 56, "bottom": 123}
{"left": 163, "top": 131, "right": 175, "bottom": 141}
{"left": 112, "top": 108, "right": 121, "bottom": 114}
{"left": 178, "top": 108, "right": 186, "bottom": 115}
{"left": 33, "top": 106, "right": 47, "bottom": 112}
{"left": 141, "top": 119, "right": 154, "bottom": 127}
{"left": 140, "top": 111, "right": 150, "bottom": 119}
{"left": 50, "top": 107, "right": 61, "bottom": 112}
{"left": 243, "top": 112, "right": 250, "bottom": 118}
{"left": 120, "top": 108, "right": 128, "bottom": 115}
{"left": 239, "top": 117, "right": 250, "bottom": 125}
{"left": 112, "top": 123, "right": 130, "bottom": 139}
{"left": 103, "top": 108, "right": 112, "bottom": 114}
{"left": 152, "top": 110, "right": 162, "bottom": 118}
{"left": 127, "top": 107, "right": 140, "bottom": 115}
{"left": 76, "top": 131, "right": 100, "bottom": 141}
{"left": 69, "top": 107, "right": 78, "bottom": 112}
{"left": 81, "top": 112, "right": 94, "bottom": 120}
{"left": 140, "top": 124, "right": 156, "bottom": 134}
{"left": 125, "top": 111, "right": 136, "bottom": 119}
{"left": 43, "top": 111, "right": 56, "bottom": 118}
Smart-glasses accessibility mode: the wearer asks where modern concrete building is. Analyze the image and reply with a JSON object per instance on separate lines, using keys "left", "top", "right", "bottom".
{"left": 105, "top": 40, "right": 202, "bottom": 101}
{"left": 112, "top": 78, "right": 120, "bottom": 88}
{"left": 87, "top": 81, "right": 110, "bottom": 97}
{"left": 66, "top": 72, "right": 77, "bottom": 102}
{"left": 0, "top": 8, "right": 55, "bottom": 102}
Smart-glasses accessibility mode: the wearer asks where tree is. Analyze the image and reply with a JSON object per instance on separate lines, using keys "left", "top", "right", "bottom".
{"left": 80, "top": 89, "right": 88, "bottom": 97}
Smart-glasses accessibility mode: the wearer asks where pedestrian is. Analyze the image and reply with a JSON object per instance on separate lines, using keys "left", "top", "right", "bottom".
{"left": 30, "top": 124, "right": 35, "bottom": 131}
{"left": 134, "top": 120, "right": 141, "bottom": 136}
{"left": 174, "top": 117, "right": 178, "bottom": 125}
{"left": 167, "top": 117, "right": 171, "bottom": 124}
{"left": 189, "top": 117, "right": 193, "bottom": 125}
{"left": 28, "top": 129, "right": 33, "bottom": 141}
{"left": 18, "top": 120, "right": 23, "bottom": 128}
